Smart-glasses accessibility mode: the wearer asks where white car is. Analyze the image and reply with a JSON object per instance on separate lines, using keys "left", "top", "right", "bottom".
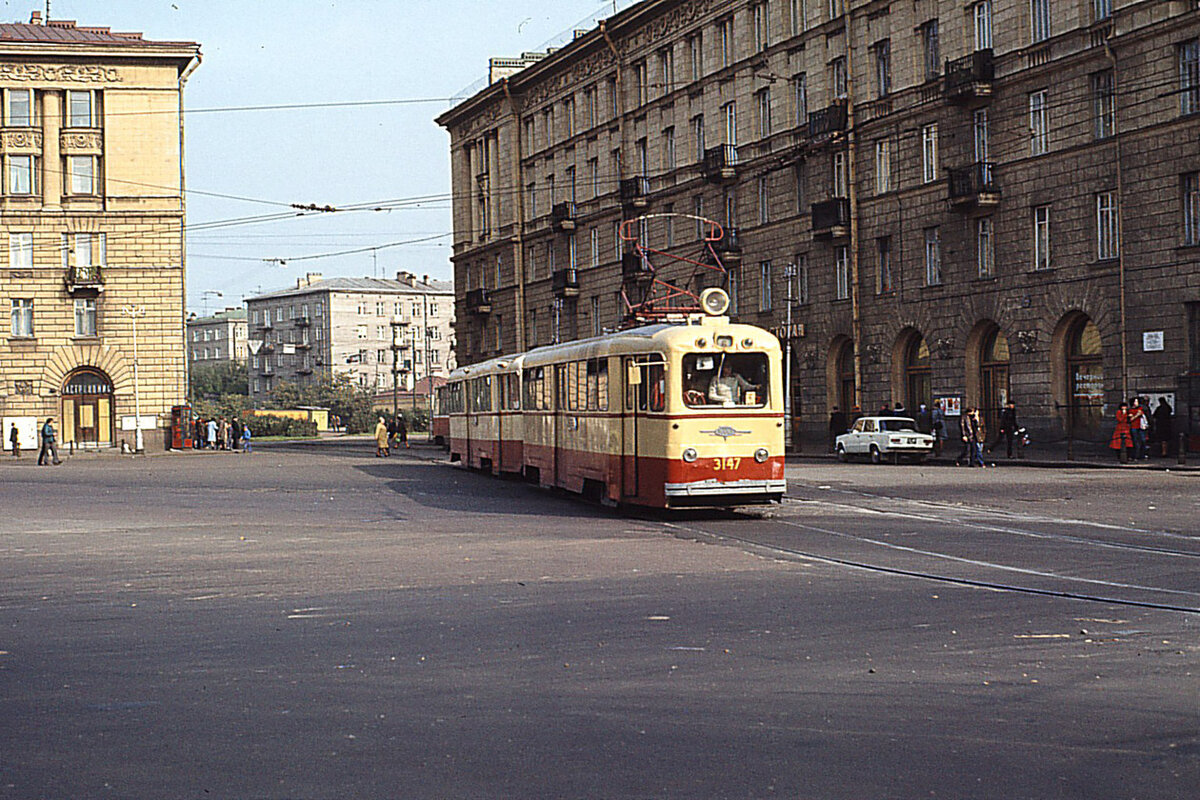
{"left": 835, "top": 416, "right": 934, "bottom": 464}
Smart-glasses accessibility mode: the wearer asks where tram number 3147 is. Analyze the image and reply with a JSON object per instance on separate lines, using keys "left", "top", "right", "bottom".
{"left": 713, "top": 457, "right": 741, "bottom": 472}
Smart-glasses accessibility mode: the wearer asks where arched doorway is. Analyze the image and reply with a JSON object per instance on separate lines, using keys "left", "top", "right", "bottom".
{"left": 835, "top": 339, "right": 856, "bottom": 413}
{"left": 62, "top": 368, "right": 114, "bottom": 447}
{"left": 903, "top": 335, "right": 931, "bottom": 413}
{"left": 979, "top": 327, "right": 1011, "bottom": 435}
{"left": 1066, "top": 317, "right": 1103, "bottom": 436}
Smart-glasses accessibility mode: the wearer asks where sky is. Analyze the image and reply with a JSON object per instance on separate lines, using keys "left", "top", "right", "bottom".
{"left": 2, "top": 0, "right": 638, "bottom": 314}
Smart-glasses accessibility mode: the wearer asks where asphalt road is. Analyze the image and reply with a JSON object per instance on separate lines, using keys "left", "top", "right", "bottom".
{"left": 0, "top": 441, "right": 1196, "bottom": 799}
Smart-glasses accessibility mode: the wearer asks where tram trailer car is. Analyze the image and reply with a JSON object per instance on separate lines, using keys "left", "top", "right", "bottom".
{"left": 446, "top": 313, "right": 785, "bottom": 509}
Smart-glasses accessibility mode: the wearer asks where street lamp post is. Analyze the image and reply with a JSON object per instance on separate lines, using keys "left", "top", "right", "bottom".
{"left": 390, "top": 317, "right": 408, "bottom": 429}
{"left": 782, "top": 262, "right": 797, "bottom": 451}
{"left": 122, "top": 305, "right": 147, "bottom": 453}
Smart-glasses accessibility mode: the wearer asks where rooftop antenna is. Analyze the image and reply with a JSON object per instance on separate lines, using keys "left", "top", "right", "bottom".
{"left": 45, "top": 1, "right": 50, "bottom": 20}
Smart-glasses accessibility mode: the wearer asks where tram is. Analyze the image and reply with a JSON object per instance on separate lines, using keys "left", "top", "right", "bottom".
{"left": 443, "top": 288, "right": 785, "bottom": 509}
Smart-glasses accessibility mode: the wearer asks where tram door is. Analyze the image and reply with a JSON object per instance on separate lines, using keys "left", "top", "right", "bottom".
{"left": 553, "top": 364, "right": 565, "bottom": 488}
{"left": 622, "top": 359, "right": 641, "bottom": 498}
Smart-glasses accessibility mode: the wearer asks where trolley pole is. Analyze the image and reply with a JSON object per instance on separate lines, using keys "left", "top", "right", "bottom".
{"left": 122, "top": 305, "right": 147, "bottom": 453}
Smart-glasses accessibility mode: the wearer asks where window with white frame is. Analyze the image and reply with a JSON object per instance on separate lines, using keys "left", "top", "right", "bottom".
{"left": 563, "top": 97, "right": 575, "bottom": 138}
{"left": 758, "top": 177, "right": 769, "bottom": 225}
{"left": 920, "top": 20, "right": 940, "bottom": 82}
{"left": 1033, "top": 205, "right": 1051, "bottom": 270}
{"left": 584, "top": 87, "right": 596, "bottom": 129}
{"left": 659, "top": 47, "right": 674, "bottom": 96}
{"left": 753, "top": 3, "right": 770, "bottom": 52}
{"left": 728, "top": 266, "right": 740, "bottom": 315}
{"left": 722, "top": 101, "right": 737, "bottom": 145}
{"left": 974, "top": 2, "right": 993, "bottom": 50}
{"left": 1030, "top": 0, "right": 1051, "bottom": 44}
{"left": 663, "top": 126, "right": 676, "bottom": 171}
{"left": 1096, "top": 192, "right": 1119, "bottom": 260}
{"left": 974, "top": 109, "right": 990, "bottom": 161}
{"left": 1029, "top": 90, "right": 1048, "bottom": 155}
{"left": 74, "top": 297, "right": 97, "bottom": 337}
{"left": 591, "top": 296, "right": 601, "bottom": 336}
{"left": 828, "top": 0, "right": 844, "bottom": 18}
{"left": 756, "top": 89, "right": 772, "bottom": 138}
{"left": 921, "top": 124, "right": 938, "bottom": 183}
{"left": 792, "top": 73, "right": 807, "bottom": 126}
{"left": 924, "top": 228, "right": 942, "bottom": 285}
{"left": 10, "top": 298, "right": 32, "bottom": 337}
{"left": 68, "top": 155, "right": 96, "bottom": 195}
{"left": 760, "top": 261, "right": 773, "bottom": 311}
{"left": 66, "top": 90, "right": 96, "bottom": 128}
{"left": 633, "top": 60, "right": 648, "bottom": 107}
{"left": 590, "top": 226, "right": 600, "bottom": 267}
{"left": 832, "top": 150, "right": 847, "bottom": 197}
{"left": 635, "top": 138, "right": 648, "bottom": 177}
{"left": 1180, "top": 39, "right": 1199, "bottom": 116}
{"left": 834, "top": 246, "right": 850, "bottom": 300}
{"left": 794, "top": 162, "right": 806, "bottom": 214}
{"left": 872, "top": 40, "right": 891, "bottom": 98}
{"left": 692, "top": 114, "right": 706, "bottom": 161}
{"left": 790, "top": 0, "right": 806, "bottom": 35}
{"left": 717, "top": 17, "right": 734, "bottom": 69}
{"left": 794, "top": 255, "right": 810, "bottom": 304}
{"left": 587, "top": 157, "right": 599, "bottom": 198}
{"left": 688, "top": 33, "right": 703, "bottom": 81}
{"left": 1092, "top": 0, "right": 1111, "bottom": 22}
{"left": 1185, "top": 172, "right": 1200, "bottom": 246}
{"left": 61, "top": 232, "right": 106, "bottom": 276}
{"left": 6, "top": 89, "right": 33, "bottom": 127}
{"left": 9, "top": 232, "right": 32, "bottom": 268}
{"left": 875, "top": 139, "right": 891, "bottom": 194}
{"left": 831, "top": 57, "right": 847, "bottom": 98}
{"left": 8, "top": 155, "right": 36, "bottom": 195}
{"left": 977, "top": 217, "right": 995, "bottom": 277}
{"left": 1092, "top": 70, "right": 1114, "bottom": 139}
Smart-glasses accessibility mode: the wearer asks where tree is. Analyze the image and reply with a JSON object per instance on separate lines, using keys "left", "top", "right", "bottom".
{"left": 267, "top": 376, "right": 376, "bottom": 433}
{"left": 190, "top": 361, "right": 248, "bottom": 398}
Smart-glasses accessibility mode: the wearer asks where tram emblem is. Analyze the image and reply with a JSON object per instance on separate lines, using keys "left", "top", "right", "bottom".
{"left": 701, "top": 426, "right": 751, "bottom": 440}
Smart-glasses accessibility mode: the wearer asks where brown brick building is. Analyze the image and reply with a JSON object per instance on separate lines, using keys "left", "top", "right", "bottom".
{"left": 0, "top": 13, "right": 200, "bottom": 451}
{"left": 438, "top": 0, "right": 1200, "bottom": 447}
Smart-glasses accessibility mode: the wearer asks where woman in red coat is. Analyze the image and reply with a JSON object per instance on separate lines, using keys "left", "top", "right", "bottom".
{"left": 1109, "top": 401, "right": 1132, "bottom": 459}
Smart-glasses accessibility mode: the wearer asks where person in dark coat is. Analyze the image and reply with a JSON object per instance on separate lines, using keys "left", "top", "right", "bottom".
{"left": 1152, "top": 398, "right": 1173, "bottom": 457}
{"left": 989, "top": 400, "right": 1019, "bottom": 458}
{"left": 828, "top": 406, "right": 848, "bottom": 452}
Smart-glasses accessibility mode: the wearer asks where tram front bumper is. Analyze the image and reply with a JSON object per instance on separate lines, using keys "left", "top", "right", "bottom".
{"left": 664, "top": 478, "right": 787, "bottom": 506}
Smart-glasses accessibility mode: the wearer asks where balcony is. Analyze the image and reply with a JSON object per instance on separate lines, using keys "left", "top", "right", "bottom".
{"left": 552, "top": 268, "right": 580, "bottom": 298}
{"left": 711, "top": 227, "right": 742, "bottom": 265}
{"left": 619, "top": 176, "right": 650, "bottom": 208}
{"left": 259, "top": 341, "right": 276, "bottom": 353}
{"left": 65, "top": 264, "right": 104, "bottom": 292}
{"left": 807, "top": 101, "right": 848, "bottom": 140}
{"left": 295, "top": 340, "right": 312, "bottom": 350}
{"left": 293, "top": 316, "right": 311, "bottom": 327}
{"left": 297, "top": 366, "right": 314, "bottom": 375}
{"left": 257, "top": 318, "right": 273, "bottom": 330}
{"left": 551, "top": 201, "right": 577, "bottom": 232}
{"left": 811, "top": 198, "right": 851, "bottom": 239}
{"left": 944, "top": 49, "right": 994, "bottom": 104}
{"left": 621, "top": 251, "right": 652, "bottom": 282}
{"left": 948, "top": 162, "right": 1000, "bottom": 207}
{"left": 702, "top": 145, "right": 738, "bottom": 183}
{"left": 465, "top": 288, "right": 492, "bottom": 315}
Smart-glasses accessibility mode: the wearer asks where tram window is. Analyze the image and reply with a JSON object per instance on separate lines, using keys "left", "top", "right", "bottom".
{"left": 471, "top": 376, "right": 492, "bottom": 412}
{"left": 682, "top": 352, "right": 768, "bottom": 408}
{"left": 556, "top": 365, "right": 567, "bottom": 411}
{"left": 587, "top": 358, "right": 608, "bottom": 411}
{"left": 523, "top": 367, "right": 547, "bottom": 410}
{"left": 505, "top": 374, "right": 520, "bottom": 410}
{"left": 648, "top": 364, "right": 665, "bottom": 412}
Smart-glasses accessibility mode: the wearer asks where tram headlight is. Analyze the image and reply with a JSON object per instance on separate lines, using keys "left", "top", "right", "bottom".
{"left": 754, "top": 448, "right": 770, "bottom": 463}
{"left": 682, "top": 447, "right": 699, "bottom": 463}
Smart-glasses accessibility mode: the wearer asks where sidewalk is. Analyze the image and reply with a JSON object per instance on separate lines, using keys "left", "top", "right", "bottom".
{"left": 788, "top": 439, "right": 1199, "bottom": 471}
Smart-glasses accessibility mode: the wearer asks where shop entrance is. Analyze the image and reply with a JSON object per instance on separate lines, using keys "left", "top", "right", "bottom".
{"left": 61, "top": 368, "right": 114, "bottom": 447}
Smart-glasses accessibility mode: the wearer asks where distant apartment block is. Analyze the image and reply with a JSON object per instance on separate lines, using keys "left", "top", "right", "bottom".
{"left": 187, "top": 308, "right": 247, "bottom": 364}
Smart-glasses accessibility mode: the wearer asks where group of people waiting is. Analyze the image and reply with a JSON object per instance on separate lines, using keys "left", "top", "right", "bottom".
{"left": 192, "top": 416, "right": 252, "bottom": 452}
{"left": 373, "top": 415, "right": 408, "bottom": 457}
{"left": 1109, "top": 396, "right": 1174, "bottom": 460}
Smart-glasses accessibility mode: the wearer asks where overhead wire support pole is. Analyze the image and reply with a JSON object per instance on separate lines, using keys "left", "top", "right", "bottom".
{"left": 122, "top": 305, "right": 147, "bottom": 453}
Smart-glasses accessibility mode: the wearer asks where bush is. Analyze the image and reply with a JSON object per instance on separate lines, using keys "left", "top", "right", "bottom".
{"left": 242, "top": 414, "right": 318, "bottom": 438}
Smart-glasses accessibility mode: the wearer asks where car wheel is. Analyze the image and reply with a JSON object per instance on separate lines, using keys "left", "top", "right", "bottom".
{"left": 837, "top": 444, "right": 848, "bottom": 462}
{"left": 870, "top": 445, "right": 882, "bottom": 465}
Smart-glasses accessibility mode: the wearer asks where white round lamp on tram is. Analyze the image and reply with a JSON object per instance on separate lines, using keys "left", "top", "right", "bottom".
{"left": 699, "top": 287, "right": 730, "bottom": 316}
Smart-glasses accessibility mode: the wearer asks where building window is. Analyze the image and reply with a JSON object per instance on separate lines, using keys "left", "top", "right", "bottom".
{"left": 663, "top": 126, "right": 676, "bottom": 171}
{"left": 974, "top": 109, "right": 990, "bottom": 161}
{"left": 1092, "top": 0, "right": 1111, "bottom": 22}
{"left": 921, "top": 124, "right": 938, "bottom": 184}
{"left": 759, "top": 261, "right": 773, "bottom": 311}
{"left": 9, "top": 232, "right": 32, "bottom": 268}
{"left": 722, "top": 101, "right": 737, "bottom": 145}
{"left": 794, "top": 162, "right": 806, "bottom": 214}
{"left": 756, "top": 89, "right": 772, "bottom": 138}
{"left": 590, "top": 226, "right": 600, "bottom": 267}
{"left": 1180, "top": 39, "right": 1199, "bottom": 116}
{"left": 8, "top": 155, "right": 37, "bottom": 195}
{"left": 1184, "top": 173, "right": 1200, "bottom": 246}
{"left": 828, "top": 0, "right": 844, "bottom": 18}
{"left": 688, "top": 33, "right": 703, "bottom": 81}
{"left": 834, "top": 246, "right": 850, "bottom": 300}
{"left": 1030, "top": 0, "right": 1051, "bottom": 44}
{"left": 924, "top": 228, "right": 942, "bottom": 285}
{"left": 1096, "top": 192, "right": 1119, "bottom": 261}
{"left": 692, "top": 114, "right": 705, "bottom": 162}
{"left": 1033, "top": 205, "right": 1051, "bottom": 270}
{"left": 974, "top": 1, "right": 993, "bottom": 50}
{"left": 527, "top": 182, "right": 537, "bottom": 218}
{"left": 6, "top": 89, "right": 33, "bottom": 127}
{"left": 872, "top": 40, "right": 891, "bottom": 98}
{"left": 583, "top": 87, "right": 596, "bottom": 129}
{"left": 10, "top": 298, "right": 32, "bottom": 337}
{"left": 563, "top": 97, "right": 575, "bottom": 138}
{"left": 875, "top": 139, "right": 891, "bottom": 194}
{"left": 68, "top": 156, "right": 96, "bottom": 195}
{"left": 1029, "top": 90, "right": 1048, "bottom": 155}
{"left": 792, "top": 73, "right": 808, "bottom": 126}
{"left": 790, "top": 0, "right": 807, "bottom": 34}
{"left": 753, "top": 3, "right": 770, "bottom": 52}
{"left": 62, "top": 232, "right": 106, "bottom": 270}
{"left": 717, "top": 17, "right": 734, "bottom": 69}
{"left": 1092, "top": 70, "right": 1114, "bottom": 139}
{"left": 587, "top": 157, "right": 599, "bottom": 198}
{"left": 74, "top": 298, "right": 97, "bottom": 337}
{"left": 832, "top": 151, "right": 847, "bottom": 197}
{"left": 633, "top": 60, "right": 648, "bottom": 107}
{"left": 877, "top": 236, "right": 893, "bottom": 294}
{"left": 794, "top": 255, "right": 810, "bottom": 304}
{"left": 830, "top": 57, "right": 847, "bottom": 99}
{"left": 728, "top": 266, "right": 740, "bottom": 316}
{"left": 977, "top": 217, "right": 995, "bottom": 278}
{"left": 920, "top": 20, "right": 940, "bottom": 82}
{"left": 658, "top": 46, "right": 676, "bottom": 93}
{"left": 591, "top": 296, "right": 601, "bottom": 336}
{"left": 636, "top": 138, "right": 648, "bottom": 177}
{"left": 758, "top": 177, "right": 770, "bottom": 225}
{"left": 66, "top": 90, "right": 96, "bottom": 128}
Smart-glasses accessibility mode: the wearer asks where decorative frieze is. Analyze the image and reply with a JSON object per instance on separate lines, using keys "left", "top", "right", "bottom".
{"left": 0, "top": 129, "right": 42, "bottom": 151}
{"left": 0, "top": 64, "right": 122, "bottom": 83}
{"left": 60, "top": 131, "right": 103, "bottom": 153}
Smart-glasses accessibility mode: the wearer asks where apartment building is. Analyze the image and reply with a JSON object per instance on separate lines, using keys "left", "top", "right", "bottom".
{"left": 186, "top": 308, "right": 248, "bottom": 365}
{"left": 0, "top": 13, "right": 200, "bottom": 451}
{"left": 438, "top": 0, "right": 1200, "bottom": 446}
{"left": 245, "top": 272, "right": 455, "bottom": 404}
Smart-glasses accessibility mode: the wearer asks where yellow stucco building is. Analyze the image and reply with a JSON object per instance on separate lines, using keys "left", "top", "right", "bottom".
{"left": 0, "top": 13, "right": 200, "bottom": 452}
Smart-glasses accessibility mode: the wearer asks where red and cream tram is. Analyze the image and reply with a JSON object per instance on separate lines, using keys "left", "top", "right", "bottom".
{"left": 444, "top": 290, "right": 785, "bottom": 508}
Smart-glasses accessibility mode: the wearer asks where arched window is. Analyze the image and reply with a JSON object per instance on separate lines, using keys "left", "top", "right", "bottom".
{"left": 1068, "top": 318, "right": 1103, "bottom": 434}
{"left": 835, "top": 340, "right": 855, "bottom": 412}
{"left": 904, "top": 336, "right": 931, "bottom": 412}
{"left": 979, "top": 327, "right": 1010, "bottom": 434}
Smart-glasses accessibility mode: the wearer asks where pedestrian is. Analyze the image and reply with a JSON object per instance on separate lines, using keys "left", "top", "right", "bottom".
{"left": 968, "top": 408, "right": 987, "bottom": 467}
{"left": 37, "top": 417, "right": 62, "bottom": 465}
{"left": 1152, "top": 398, "right": 1174, "bottom": 457}
{"left": 1128, "top": 397, "right": 1149, "bottom": 460}
{"left": 828, "top": 405, "right": 848, "bottom": 452}
{"left": 931, "top": 400, "right": 947, "bottom": 457}
{"left": 8, "top": 423, "right": 19, "bottom": 458}
{"left": 893, "top": 401, "right": 907, "bottom": 417}
{"left": 206, "top": 418, "right": 218, "bottom": 450}
{"left": 915, "top": 403, "right": 932, "bottom": 435}
{"left": 1109, "top": 401, "right": 1133, "bottom": 461}
{"left": 955, "top": 408, "right": 973, "bottom": 466}
{"left": 231, "top": 418, "right": 242, "bottom": 451}
{"left": 989, "top": 400, "right": 1019, "bottom": 458}
{"left": 241, "top": 422, "right": 253, "bottom": 453}
{"left": 397, "top": 415, "right": 409, "bottom": 449}
{"left": 374, "top": 416, "right": 390, "bottom": 457}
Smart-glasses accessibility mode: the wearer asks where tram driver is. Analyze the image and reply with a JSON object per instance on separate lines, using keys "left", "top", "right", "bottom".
{"left": 708, "top": 362, "right": 757, "bottom": 406}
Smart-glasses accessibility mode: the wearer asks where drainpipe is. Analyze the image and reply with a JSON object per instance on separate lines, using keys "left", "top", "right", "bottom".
{"left": 179, "top": 51, "right": 202, "bottom": 408}
{"left": 501, "top": 78, "right": 528, "bottom": 352}
{"left": 1104, "top": 34, "right": 1128, "bottom": 401}
{"left": 844, "top": 13, "right": 863, "bottom": 411}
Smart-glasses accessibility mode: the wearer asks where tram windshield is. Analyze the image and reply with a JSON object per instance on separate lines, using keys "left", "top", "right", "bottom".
{"left": 682, "top": 353, "right": 769, "bottom": 408}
